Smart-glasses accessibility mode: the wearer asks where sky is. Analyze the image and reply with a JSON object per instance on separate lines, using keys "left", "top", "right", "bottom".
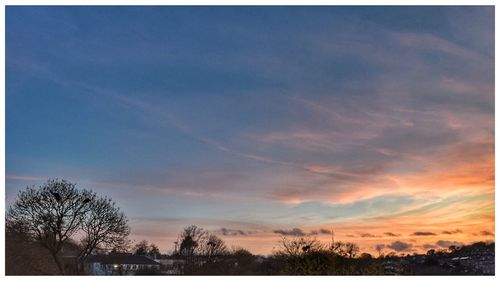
{"left": 6, "top": 6, "right": 494, "bottom": 255}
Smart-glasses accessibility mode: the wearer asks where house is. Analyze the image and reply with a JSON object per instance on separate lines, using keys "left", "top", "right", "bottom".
{"left": 152, "top": 254, "right": 186, "bottom": 274}
{"left": 85, "top": 253, "right": 161, "bottom": 275}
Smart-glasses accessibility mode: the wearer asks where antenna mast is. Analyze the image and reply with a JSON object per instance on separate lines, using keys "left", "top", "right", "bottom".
{"left": 331, "top": 227, "right": 335, "bottom": 250}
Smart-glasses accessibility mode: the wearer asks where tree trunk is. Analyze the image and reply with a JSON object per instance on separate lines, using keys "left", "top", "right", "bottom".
{"left": 51, "top": 251, "right": 65, "bottom": 275}
{"left": 77, "top": 256, "right": 87, "bottom": 275}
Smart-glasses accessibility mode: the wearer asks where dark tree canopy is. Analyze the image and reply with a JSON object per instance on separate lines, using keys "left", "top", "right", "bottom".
{"left": 132, "top": 240, "right": 161, "bottom": 256}
{"left": 149, "top": 243, "right": 161, "bottom": 256}
{"left": 276, "top": 236, "right": 324, "bottom": 257}
{"left": 6, "top": 179, "right": 129, "bottom": 274}
{"left": 331, "top": 241, "right": 360, "bottom": 258}
{"left": 133, "top": 240, "right": 150, "bottom": 255}
{"left": 200, "top": 234, "right": 228, "bottom": 257}
{"left": 79, "top": 195, "right": 130, "bottom": 261}
{"left": 178, "top": 225, "right": 208, "bottom": 256}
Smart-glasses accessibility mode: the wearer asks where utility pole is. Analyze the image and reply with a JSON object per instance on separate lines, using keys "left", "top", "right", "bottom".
{"left": 331, "top": 227, "right": 335, "bottom": 274}
{"left": 330, "top": 227, "right": 335, "bottom": 251}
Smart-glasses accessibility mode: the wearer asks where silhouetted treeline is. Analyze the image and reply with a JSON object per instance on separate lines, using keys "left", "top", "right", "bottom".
{"left": 7, "top": 219, "right": 495, "bottom": 275}
{"left": 161, "top": 225, "right": 494, "bottom": 275}
{"left": 5, "top": 179, "right": 494, "bottom": 276}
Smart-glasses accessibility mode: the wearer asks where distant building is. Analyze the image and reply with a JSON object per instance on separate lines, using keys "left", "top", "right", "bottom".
{"left": 152, "top": 254, "right": 186, "bottom": 274}
{"left": 85, "top": 253, "right": 160, "bottom": 275}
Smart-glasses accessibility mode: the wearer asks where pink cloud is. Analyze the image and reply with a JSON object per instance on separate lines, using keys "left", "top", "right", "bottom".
{"left": 6, "top": 175, "right": 44, "bottom": 181}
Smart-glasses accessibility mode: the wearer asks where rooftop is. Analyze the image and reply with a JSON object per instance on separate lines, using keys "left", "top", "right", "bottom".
{"left": 86, "top": 254, "right": 160, "bottom": 265}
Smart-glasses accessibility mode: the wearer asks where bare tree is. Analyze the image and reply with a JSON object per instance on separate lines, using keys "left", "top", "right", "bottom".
{"left": 179, "top": 225, "right": 208, "bottom": 256}
{"left": 375, "top": 244, "right": 385, "bottom": 258}
{"left": 133, "top": 240, "right": 150, "bottom": 255}
{"left": 6, "top": 179, "right": 129, "bottom": 275}
{"left": 276, "top": 236, "right": 324, "bottom": 257}
{"left": 149, "top": 243, "right": 161, "bottom": 257}
{"left": 345, "top": 242, "right": 360, "bottom": 259}
{"left": 78, "top": 196, "right": 129, "bottom": 271}
{"left": 200, "top": 234, "right": 228, "bottom": 259}
{"left": 7, "top": 180, "right": 92, "bottom": 274}
{"left": 330, "top": 241, "right": 360, "bottom": 258}
{"left": 130, "top": 240, "right": 160, "bottom": 257}
{"left": 331, "top": 241, "right": 346, "bottom": 256}
{"left": 177, "top": 225, "right": 209, "bottom": 274}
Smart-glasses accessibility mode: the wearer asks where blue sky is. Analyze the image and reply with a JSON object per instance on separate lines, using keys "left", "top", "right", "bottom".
{"left": 6, "top": 6, "right": 494, "bottom": 254}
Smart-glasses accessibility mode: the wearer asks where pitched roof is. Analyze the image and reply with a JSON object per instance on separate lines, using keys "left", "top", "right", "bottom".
{"left": 86, "top": 254, "right": 160, "bottom": 265}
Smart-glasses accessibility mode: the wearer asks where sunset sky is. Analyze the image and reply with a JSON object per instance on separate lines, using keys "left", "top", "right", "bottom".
{"left": 6, "top": 6, "right": 494, "bottom": 255}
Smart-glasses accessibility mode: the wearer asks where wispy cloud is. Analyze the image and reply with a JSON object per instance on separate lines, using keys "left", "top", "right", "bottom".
{"left": 217, "top": 228, "right": 249, "bottom": 236}
{"left": 6, "top": 175, "right": 44, "bottom": 181}
{"left": 359, "top": 233, "right": 379, "bottom": 238}
{"left": 442, "top": 229, "right": 462, "bottom": 235}
{"left": 477, "top": 230, "right": 494, "bottom": 236}
{"left": 273, "top": 228, "right": 306, "bottom": 237}
{"left": 387, "top": 241, "right": 413, "bottom": 252}
{"left": 436, "top": 240, "right": 464, "bottom": 248}
{"left": 412, "top": 232, "right": 437, "bottom": 236}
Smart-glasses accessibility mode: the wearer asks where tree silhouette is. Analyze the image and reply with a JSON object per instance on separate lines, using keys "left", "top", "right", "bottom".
{"left": 344, "top": 242, "right": 360, "bottom": 259}
{"left": 276, "top": 236, "right": 324, "bottom": 257}
{"left": 179, "top": 225, "right": 208, "bottom": 256}
{"left": 6, "top": 179, "right": 129, "bottom": 275}
{"left": 134, "top": 240, "right": 150, "bottom": 255}
{"left": 201, "top": 234, "right": 228, "bottom": 259}
{"left": 78, "top": 195, "right": 129, "bottom": 270}
{"left": 149, "top": 243, "right": 161, "bottom": 257}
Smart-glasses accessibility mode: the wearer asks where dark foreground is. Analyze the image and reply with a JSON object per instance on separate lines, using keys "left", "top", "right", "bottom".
{"left": 6, "top": 233, "right": 494, "bottom": 276}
